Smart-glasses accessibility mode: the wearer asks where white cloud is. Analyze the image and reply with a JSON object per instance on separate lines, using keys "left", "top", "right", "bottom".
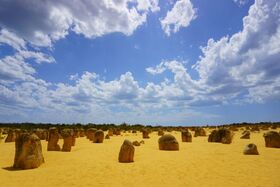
{"left": 18, "top": 50, "right": 55, "bottom": 64}
{"left": 233, "top": 0, "right": 249, "bottom": 6}
{"left": 160, "top": 0, "right": 196, "bottom": 36}
{"left": 0, "top": 29, "right": 26, "bottom": 51}
{"left": 0, "top": 0, "right": 159, "bottom": 47}
{"left": 136, "top": 0, "right": 160, "bottom": 12}
{"left": 193, "top": 0, "right": 280, "bottom": 102}
{"left": 145, "top": 61, "right": 167, "bottom": 75}
{"left": 0, "top": 55, "right": 35, "bottom": 84}
{"left": 0, "top": 0, "right": 279, "bottom": 124}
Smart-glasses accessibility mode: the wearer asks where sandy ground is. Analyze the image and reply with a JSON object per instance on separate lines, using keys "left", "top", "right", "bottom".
{"left": 0, "top": 129, "right": 280, "bottom": 187}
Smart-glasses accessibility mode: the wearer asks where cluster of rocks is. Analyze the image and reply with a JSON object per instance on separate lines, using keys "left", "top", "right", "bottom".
{"left": 2, "top": 125, "right": 279, "bottom": 169}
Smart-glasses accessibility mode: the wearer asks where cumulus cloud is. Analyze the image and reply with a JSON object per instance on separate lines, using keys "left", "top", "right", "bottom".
{"left": 193, "top": 0, "right": 280, "bottom": 102}
{"left": 160, "top": 0, "right": 196, "bottom": 36}
{"left": 0, "top": 0, "right": 279, "bottom": 124}
{"left": 0, "top": 29, "right": 26, "bottom": 51}
{"left": 0, "top": 0, "right": 159, "bottom": 47}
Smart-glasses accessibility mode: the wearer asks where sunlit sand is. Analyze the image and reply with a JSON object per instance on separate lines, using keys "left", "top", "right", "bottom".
{"left": 0, "top": 129, "right": 279, "bottom": 187}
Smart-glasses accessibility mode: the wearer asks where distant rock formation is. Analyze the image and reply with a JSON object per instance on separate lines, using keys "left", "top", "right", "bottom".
{"left": 108, "top": 129, "right": 113, "bottom": 136}
{"left": 142, "top": 129, "right": 150, "bottom": 139}
{"left": 105, "top": 134, "right": 110, "bottom": 139}
{"left": 132, "top": 141, "right": 140, "bottom": 146}
{"left": 158, "top": 130, "right": 164, "bottom": 136}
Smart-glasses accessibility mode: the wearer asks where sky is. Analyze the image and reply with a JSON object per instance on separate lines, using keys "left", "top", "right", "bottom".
{"left": 0, "top": 0, "right": 279, "bottom": 126}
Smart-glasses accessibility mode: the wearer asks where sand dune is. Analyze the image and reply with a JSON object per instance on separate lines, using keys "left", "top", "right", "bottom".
{"left": 0, "top": 129, "right": 280, "bottom": 187}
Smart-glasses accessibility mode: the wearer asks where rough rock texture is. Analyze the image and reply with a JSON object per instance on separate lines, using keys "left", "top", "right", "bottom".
{"left": 5, "top": 129, "right": 16, "bottom": 142}
{"left": 86, "top": 128, "right": 97, "bottom": 141}
{"left": 93, "top": 130, "right": 104, "bottom": 143}
{"left": 118, "top": 140, "right": 135, "bottom": 163}
{"left": 240, "top": 131, "right": 250, "bottom": 139}
{"left": 142, "top": 129, "right": 150, "bottom": 139}
{"left": 263, "top": 131, "right": 280, "bottom": 148}
{"left": 181, "top": 130, "right": 192, "bottom": 142}
{"left": 47, "top": 128, "right": 61, "bottom": 151}
{"left": 13, "top": 133, "right": 44, "bottom": 169}
{"left": 140, "top": 140, "right": 145, "bottom": 144}
{"left": 194, "top": 128, "right": 207, "bottom": 137}
{"left": 132, "top": 141, "right": 140, "bottom": 146}
{"left": 158, "top": 134, "right": 179, "bottom": 151}
{"left": 243, "top": 143, "right": 259, "bottom": 155}
{"left": 61, "top": 129, "right": 74, "bottom": 152}
{"left": 132, "top": 130, "right": 137, "bottom": 133}
{"left": 208, "top": 129, "right": 234, "bottom": 144}
{"left": 158, "top": 130, "right": 164, "bottom": 136}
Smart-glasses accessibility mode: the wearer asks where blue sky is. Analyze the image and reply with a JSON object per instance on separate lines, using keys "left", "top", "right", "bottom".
{"left": 0, "top": 0, "right": 279, "bottom": 125}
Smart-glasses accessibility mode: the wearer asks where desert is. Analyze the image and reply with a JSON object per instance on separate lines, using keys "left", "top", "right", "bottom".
{"left": 0, "top": 123, "right": 280, "bottom": 187}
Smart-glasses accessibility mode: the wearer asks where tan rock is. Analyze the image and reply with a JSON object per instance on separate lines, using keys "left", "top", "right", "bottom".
{"left": 47, "top": 127, "right": 61, "bottom": 151}
{"left": 93, "top": 130, "right": 104, "bottom": 143}
{"left": 158, "top": 134, "right": 179, "bottom": 151}
{"left": 118, "top": 140, "right": 134, "bottom": 163}
{"left": 13, "top": 133, "right": 44, "bottom": 169}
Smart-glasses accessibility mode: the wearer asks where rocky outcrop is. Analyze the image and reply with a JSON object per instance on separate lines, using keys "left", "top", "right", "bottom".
{"left": 181, "top": 130, "right": 192, "bottom": 142}
{"left": 240, "top": 131, "right": 250, "bottom": 139}
{"left": 208, "top": 129, "right": 234, "bottom": 144}
{"left": 142, "top": 129, "right": 150, "bottom": 139}
{"left": 61, "top": 129, "right": 74, "bottom": 152}
{"left": 93, "top": 130, "right": 104, "bottom": 143}
{"left": 118, "top": 140, "right": 135, "bottom": 163}
{"left": 86, "top": 128, "right": 97, "bottom": 141}
{"left": 13, "top": 133, "right": 44, "bottom": 169}
{"left": 47, "top": 127, "right": 61, "bottom": 151}
{"left": 194, "top": 128, "right": 206, "bottom": 137}
{"left": 263, "top": 131, "right": 280, "bottom": 148}
{"left": 243, "top": 143, "right": 259, "bottom": 155}
{"left": 158, "top": 134, "right": 179, "bottom": 151}
{"left": 5, "top": 129, "right": 16, "bottom": 143}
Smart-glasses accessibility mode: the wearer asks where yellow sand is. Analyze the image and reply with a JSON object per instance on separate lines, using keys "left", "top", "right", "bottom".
{"left": 0, "top": 129, "right": 280, "bottom": 187}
